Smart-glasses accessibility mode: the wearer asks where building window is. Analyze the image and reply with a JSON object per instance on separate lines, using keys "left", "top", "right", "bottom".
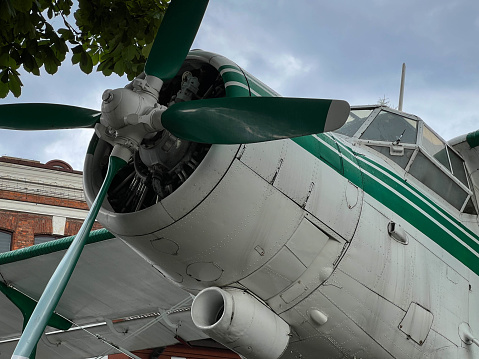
{"left": 0, "top": 230, "right": 12, "bottom": 253}
{"left": 34, "top": 235, "right": 60, "bottom": 245}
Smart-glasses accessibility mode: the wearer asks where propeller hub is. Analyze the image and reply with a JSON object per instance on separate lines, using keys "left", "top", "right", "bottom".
{"left": 101, "top": 88, "right": 145, "bottom": 130}
{"left": 102, "top": 90, "right": 114, "bottom": 104}
{"left": 96, "top": 76, "right": 170, "bottom": 163}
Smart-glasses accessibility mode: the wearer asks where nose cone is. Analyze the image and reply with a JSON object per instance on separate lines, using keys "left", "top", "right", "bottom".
{"left": 100, "top": 88, "right": 142, "bottom": 130}
{"left": 102, "top": 89, "right": 114, "bottom": 103}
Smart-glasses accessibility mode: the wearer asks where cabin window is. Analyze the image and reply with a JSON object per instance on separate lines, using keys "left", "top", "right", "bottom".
{"left": 0, "top": 230, "right": 12, "bottom": 253}
{"left": 360, "top": 111, "right": 418, "bottom": 144}
{"left": 448, "top": 148, "right": 468, "bottom": 187}
{"left": 34, "top": 235, "right": 60, "bottom": 245}
{"left": 409, "top": 151, "right": 468, "bottom": 210}
{"left": 348, "top": 107, "right": 477, "bottom": 214}
{"left": 464, "top": 198, "right": 477, "bottom": 215}
{"left": 421, "top": 126, "right": 450, "bottom": 170}
{"left": 335, "top": 109, "right": 373, "bottom": 136}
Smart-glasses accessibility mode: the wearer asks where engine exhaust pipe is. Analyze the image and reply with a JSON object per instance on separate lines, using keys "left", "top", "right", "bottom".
{"left": 191, "top": 287, "right": 290, "bottom": 359}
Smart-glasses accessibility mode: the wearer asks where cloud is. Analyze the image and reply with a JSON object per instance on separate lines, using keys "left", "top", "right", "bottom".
{"left": 42, "top": 129, "right": 95, "bottom": 171}
{"left": 0, "top": 129, "right": 93, "bottom": 171}
{"left": 406, "top": 86, "right": 479, "bottom": 140}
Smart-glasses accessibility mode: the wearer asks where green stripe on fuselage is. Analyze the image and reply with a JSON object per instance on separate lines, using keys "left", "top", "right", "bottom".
{"left": 292, "top": 133, "right": 479, "bottom": 275}
{"left": 218, "top": 65, "right": 250, "bottom": 97}
{"left": 337, "top": 138, "right": 479, "bottom": 249}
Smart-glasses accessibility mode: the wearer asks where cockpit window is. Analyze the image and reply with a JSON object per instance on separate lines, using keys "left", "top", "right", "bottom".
{"left": 335, "top": 109, "right": 372, "bottom": 137}
{"left": 335, "top": 107, "right": 477, "bottom": 214}
{"left": 360, "top": 111, "right": 418, "bottom": 144}
{"left": 421, "top": 125, "right": 469, "bottom": 187}
{"left": 409, "top": 151, "right": 468, "bottom": 210}
{"left": 448, "top": 149, "right": 468, "bottom": 186}
{"left": 422, "top": 126, "right": 450, "bottom": 170}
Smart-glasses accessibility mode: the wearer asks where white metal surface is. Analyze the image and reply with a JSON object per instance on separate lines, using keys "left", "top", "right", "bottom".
{"left": 191, "top": 287, "right": 290, "bottom": 359}
{"left": 399, "top": 302, "right": 434, "bottom": 345}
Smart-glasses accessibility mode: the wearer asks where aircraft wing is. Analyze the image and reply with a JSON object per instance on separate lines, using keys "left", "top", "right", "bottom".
{"left": 0, "top": 230, "right": 207, "bottom": 358}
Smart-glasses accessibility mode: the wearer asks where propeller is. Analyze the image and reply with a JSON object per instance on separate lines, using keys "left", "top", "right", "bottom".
{"left": 162, "top": 97, "right": 350, "bottom": 144}
{"left": 0, "top": 103, "right": 100, "bottom": 130}
{"left": 6, "top": 0, "right": 351, "bottom": 357}
{"left": 144, "top": 0, "right": 208, "bottom": 80}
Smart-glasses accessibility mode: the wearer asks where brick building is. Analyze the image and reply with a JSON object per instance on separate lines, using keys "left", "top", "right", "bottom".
{"left": 0, "top": 156, "right": 101, "bottom": 251}
{"left": 0, "top": 156, "right": 239, "bottom": 359}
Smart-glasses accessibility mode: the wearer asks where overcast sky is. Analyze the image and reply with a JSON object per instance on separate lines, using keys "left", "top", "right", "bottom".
{"left": 1, "top": 0, "right": 479, "bottom": 170}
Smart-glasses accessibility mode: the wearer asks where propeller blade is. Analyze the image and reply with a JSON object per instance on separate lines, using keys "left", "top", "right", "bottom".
{"left": 12, "top": 154, "right": 126, "bottom": 359}
{"left": 0, "top": 103, "right": 100, "bottom": 130}
{"left": 145, "top": 0, "right": 209, "bottom": 80}
{"left": 161, "top": 97, "right": 350, "bottom": 144}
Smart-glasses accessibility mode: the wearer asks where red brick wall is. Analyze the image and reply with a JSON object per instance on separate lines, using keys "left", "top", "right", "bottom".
{"left": 0, "top": 210, "right": 102, "bottom": 250}
{"left": 0, "top": 189, "right": 89, "bottom": 210}
{"left": 109, "top": 344, "right": 240, "bottom": 359}
{"left": 0, "top": 181, "right": 102, "bottom": 250}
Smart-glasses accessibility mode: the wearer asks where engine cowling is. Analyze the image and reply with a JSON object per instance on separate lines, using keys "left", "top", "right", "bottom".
{"left": 83, "top": 51, "right": 242, "bottom": 238}
{"left": 191, "top": 287, "right": 290, "bottom": 359}
{"left": 83, "top": 51, "right": 341, "bottom": 304}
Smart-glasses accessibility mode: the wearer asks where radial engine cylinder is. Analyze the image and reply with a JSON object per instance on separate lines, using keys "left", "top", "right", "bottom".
{"left": 191, "top": 287, "right": 290, "bottom": 359}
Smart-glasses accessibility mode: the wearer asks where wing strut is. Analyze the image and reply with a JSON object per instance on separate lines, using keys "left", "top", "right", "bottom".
{"left": 92, "top": 295, "right": 193, "bottom": 358}
{"left": 11, "top": 155, "right": 126, "bottom": 359}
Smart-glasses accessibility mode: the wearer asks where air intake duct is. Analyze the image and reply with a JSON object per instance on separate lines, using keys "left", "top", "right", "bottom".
{"left": 191, "top": 287, "right": 290, "bottom": 359}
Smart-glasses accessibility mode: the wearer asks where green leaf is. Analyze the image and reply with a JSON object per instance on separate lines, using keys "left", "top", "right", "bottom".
{"left": 8, "top": 71, "right": 22, "bottom": 97}
{"left": 122, "top": 45, "right": 136, "bottom": 61}
{"left": 0, "top": 50, "right": 14, "bottom": 67}
{"left": 35, "top": 56, "right": 43, "bottom": 67}
{"left": 97, "top": 56, "right": 113, "bottom": 71}
{"left": 0, "top": 0, "right": 15, "bottom": 20}
{"left": 90, "top": 51, "right": 100, "bottom": 66}
{"left": 79, "top": 51, "right": 93, "bottom": 74}
{"left": 58, "top": 28, "right": 74, "bottom": 41}
{"left": 0, "top": 70, "right": 8, "bottom": 83}
{"left": 22, "top": 52, "right": 36, "bottom": 73}
{"left": 72, "top": 45, "right": 83, "bottom": 54}
{"left": 10, "top": 48, "right": 20, "bottom": 63}
{"left": 52, "top": 41, "right": 67, "bottom": 62}
{"left": 113, "top": 58, "right": 125, "bottom": 76}
{"left": 13, "top": 0, "right": 32, "bottom": 12}
{"left": 101, "top": 67, "right": 113, "bottom": 76}
{"left": 44, "top": 59, "right": 58, "bottom": 74}
{"left": 25, "top": 39, "right": 38, "bottom": 54}
{"left": 31, "top": 65, "right": 40, "bottom": 76}
{"left": 0, "top": 80, "right": 9, "bottom": 98}
{"left": 56, "top": 0, "right": 72, "bottom": 14}
{"left": 71, "top": 52, "right": 81, "bottom": 65}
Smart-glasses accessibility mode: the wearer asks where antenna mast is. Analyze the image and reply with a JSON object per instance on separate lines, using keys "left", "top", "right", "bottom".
{"left": 398, "top": 63, "right": 406, "bottom": 111}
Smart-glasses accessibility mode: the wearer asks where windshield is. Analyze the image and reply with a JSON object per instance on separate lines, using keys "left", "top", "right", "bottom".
{"left": 360, "top": 111, "right": 418, "bottom": 144}
{"left": 334, "top": 109, "right": 373, "bottom": 137}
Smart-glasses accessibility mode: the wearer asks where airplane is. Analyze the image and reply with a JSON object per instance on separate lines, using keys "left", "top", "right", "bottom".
{"left": 0, "top": 0, "right": 478, "bottom": 358}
